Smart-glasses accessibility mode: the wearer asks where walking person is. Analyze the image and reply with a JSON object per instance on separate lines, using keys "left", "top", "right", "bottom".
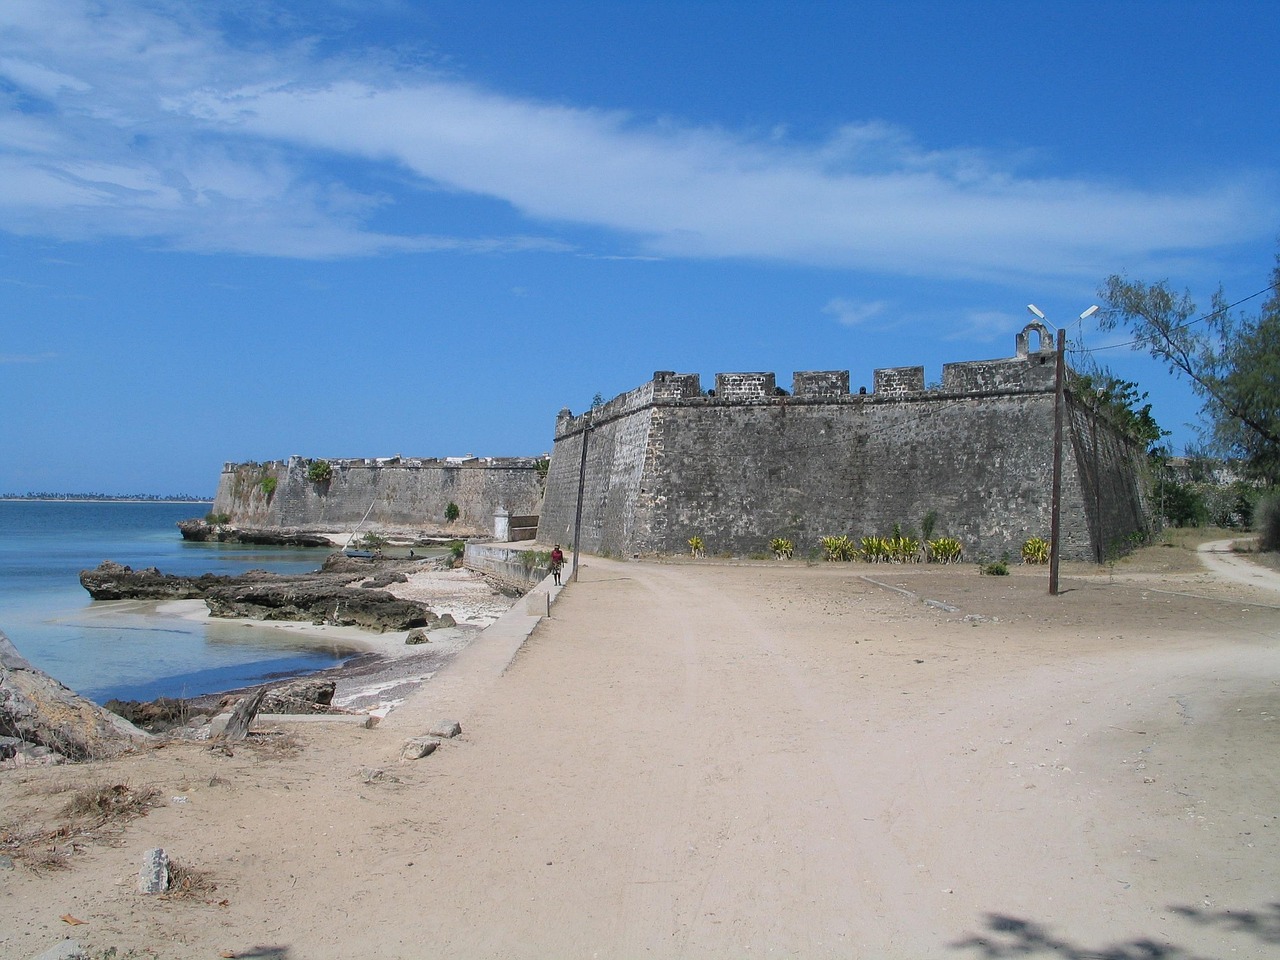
{"left": 550, "top": 544, "right": 565, "bottom": 586}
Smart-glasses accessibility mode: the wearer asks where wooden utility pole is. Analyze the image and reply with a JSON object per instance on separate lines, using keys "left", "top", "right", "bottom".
{"left": 570, "top": 414, "right": 591, "bottom": 582}
{"left": 1049, "top": 327, "right": 1066, "bottom": 596}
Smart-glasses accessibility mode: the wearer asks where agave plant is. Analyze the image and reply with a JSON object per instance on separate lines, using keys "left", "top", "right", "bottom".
{"left": 769, "top": 537, "right": 795, "bottom": 560}
{"left": 688, "top": 535, "right": 705, "bottom": 558}
{"left": 819, "top": 535, "right": 855, "bottom": 561}
{"left": 927, "top": 537, "right": 963, "bottom": 564}
{"left": 1021, "top": 536, "right": 1050, "bottom": 565}
{"left": 860, "top": 535, "right": 889, "bottom": 563}
{"left": 887, "top": 535, "right": 921, "bottom": 563}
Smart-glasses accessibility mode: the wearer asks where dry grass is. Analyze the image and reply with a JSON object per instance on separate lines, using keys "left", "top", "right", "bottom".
{"left": 62, "top": 782, "right": 161, "bottom": 823}
{"left": 164, "top": 857, "right": 219, "bottom": 899}
{"left": 0, "top": 781, "right": 160, "bottom": 870}
{"left": 241, "top": 730, "right": 304, "bottom": 759}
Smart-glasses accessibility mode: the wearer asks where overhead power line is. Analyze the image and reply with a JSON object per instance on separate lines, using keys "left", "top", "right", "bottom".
{"left": 1069, "top": 280, "right": 1278, "bottom": 357}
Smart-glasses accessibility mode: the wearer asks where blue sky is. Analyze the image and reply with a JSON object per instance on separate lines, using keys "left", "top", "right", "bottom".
{"left": 1, "top": 0, "right": 1277, "bottom": 495}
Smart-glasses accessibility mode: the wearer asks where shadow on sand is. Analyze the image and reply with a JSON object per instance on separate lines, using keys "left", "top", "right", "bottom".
{"left": 951, "top": 901, "right": 1280, "bottom": 959}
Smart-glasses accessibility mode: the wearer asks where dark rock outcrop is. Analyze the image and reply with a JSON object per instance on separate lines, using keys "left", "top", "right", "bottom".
{"left": 80, "top": 561, "right": 240, "bottom": 600}
{"left": 204, "top": 581, "right": 436, "bottom": 632}
{"left": 80, "top": 558, "right": 437, "bottom": 633}
{"left": 177, "top": 518, "right": 332, "bottom": 547}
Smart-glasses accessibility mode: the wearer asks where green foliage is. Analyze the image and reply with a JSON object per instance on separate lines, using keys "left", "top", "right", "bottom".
{"left": 886, "top": 535, "right": 921, "bottom": 563}
{"left": 448, "top": 539, "right": 465, "bottom": 560}
{"left": 259, "top": 476, "right": 277, "bottom": 498}
{"left": 1158, "top": 477, "right": 1209, "bottom": 527}
{"left": 981, "top": 559, "right": 1009, "bottom": 576}
{"left": 1201, "top": 481, "right": 1259, "bottom": 529}
{"left": 357, "top": 531, "right": 388, "bottom": 551}
{"left": 927, "top": 537, "right": 962, "bottom": 563}
{"left": 204, "top": 512, "right": 231, "bottom": 526}
{"left": 687, "top": 535, "right": 705, "bottom": 557}
{"left": 859, "top": 535, "right": 888, "bottom": 562}
{"left": 534, "top": 457, "right": 550, "bottom": 481}
{"left": 820, "top": 535, "right": 857, "bottom": 561}
{"left": 591, "top": 392, "right": 605, "bottom": 410}
{"left": 1070, "top": 370, "right": 1168, "bottom": 452}
{"left": 769, "top": 537, "right": 794, "bottom": 559}
{"left": 1099, "top": 254, "right": 1280, "bottom": 484}
{"left": 1021, "top": 537, "right": 1050, "bottom": 565}
{"left": 1255, "top": 493, "right": 1280, "bottom": 551}
{"left": 921, "top": 510, "right": 938, "bottom": 542}
{"left": 519, "top": 549, "right": 552, "bottom": 570}
{"left": 306, "top": 460, "right": 333, "bottom": 484}
{"left": 445, "top": 501, "right": 460, "bottom": 522}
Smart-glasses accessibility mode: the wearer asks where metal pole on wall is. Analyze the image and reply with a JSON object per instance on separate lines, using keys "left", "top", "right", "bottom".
{"left": 570, "top": 414, "right": 591, "bottom": 583}
{"left": 1048, "top": 327, "right": 1066, "bottom": 596}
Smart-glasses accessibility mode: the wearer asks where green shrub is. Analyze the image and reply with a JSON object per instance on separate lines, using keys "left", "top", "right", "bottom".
{"left": 1021, "top": 537, "right": 1050, "bottom": 565}
{"left": 204, "top": 512, "right": 231, "bottom": 526}
{"left": 769, "top": 537, "right": 794, "bottom": 559}
{"left": 859, "top": 535, "right": 889, "bottom": 563}
{"left": 358, "top": 531, "right": 388, "bottom": 551}
{"left": 519, "top": 549, "right": 552, "bottom": 570}
{"left": 927, "top": 537, "right": 962, "bottom": 563}
{"left": 921, "top": 510, "right": 938, "bottom": 542}
{"left": 1255, "top": 493, "right": 1280, "bottom": 551}
{"left": 306, "top": 460, "right": 333, "bottom": 484}
{"left": 981, "top": 560, "right": 1009, "bottom": 576}
{"left": 820, "top": 535, "right": 856, "bottom": 561}
{"left": 1159, "top": 479, "right": 1207, "bottom": 527}
{"left": 886, "top": 535, "right": 921, "bottom": 563}
{"left": 445, "top": 501, "right": 460, "bottom": 522}
{"left": 259, "top": 476, "right": 277, "bottom": 497}
{"left": 448, "top": 539, "right": 465, "bottom": 560}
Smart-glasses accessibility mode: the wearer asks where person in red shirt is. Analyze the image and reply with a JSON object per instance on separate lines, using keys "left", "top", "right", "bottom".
{"left": 550, "top": 544, "right": 565, "bottom": 585}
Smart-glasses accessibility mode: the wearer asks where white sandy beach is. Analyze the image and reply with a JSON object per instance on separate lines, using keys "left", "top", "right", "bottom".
{"left": 2, "top": 541, "right": 1279, "bottom": 959}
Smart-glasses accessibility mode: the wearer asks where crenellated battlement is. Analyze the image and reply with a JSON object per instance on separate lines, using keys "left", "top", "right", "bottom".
{"left": 539, "top": 321, "right": 1150, "bottom": 563}
{"left": 555, "top": 323, "right": 1058, "bottom": 438}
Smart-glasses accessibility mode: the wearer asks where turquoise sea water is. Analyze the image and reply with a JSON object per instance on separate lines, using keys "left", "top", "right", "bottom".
{"left": 0, "top": 500, "right": 354, "bottom": 703}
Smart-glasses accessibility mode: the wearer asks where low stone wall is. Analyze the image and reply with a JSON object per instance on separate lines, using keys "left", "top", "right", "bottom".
{"left": 463, "top": 543, "right": 550, "bottom": 591}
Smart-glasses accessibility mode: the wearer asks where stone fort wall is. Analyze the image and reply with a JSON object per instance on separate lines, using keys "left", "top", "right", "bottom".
{"left": 212, "top": 455, "right": 545, "bottom": 537}
{"left": 538, "top": 325, "right": 1152, "bottom": 562}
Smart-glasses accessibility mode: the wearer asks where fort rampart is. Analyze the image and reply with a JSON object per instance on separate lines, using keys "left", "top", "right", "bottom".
{"left": 212, "top": 455, "right": 545, "bottom": 538}
{"left": 537, "top": 324, "right": 1152, "bottom": 562}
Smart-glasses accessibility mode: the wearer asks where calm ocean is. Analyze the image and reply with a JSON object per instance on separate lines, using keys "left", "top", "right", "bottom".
{"left": 0, "top": 500, "right": 353, "bottom": 704}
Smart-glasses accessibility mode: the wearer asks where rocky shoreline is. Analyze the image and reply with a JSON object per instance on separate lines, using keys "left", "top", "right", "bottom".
{"left": 80, "top": 553, "right": 444, "bottom": 632}
{"left": 67, "top": 552, "right": 519, "bottom": 739}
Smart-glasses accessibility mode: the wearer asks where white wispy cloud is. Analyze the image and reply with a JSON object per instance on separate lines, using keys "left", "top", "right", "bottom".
{"left": 943, "top": 309, "right": 1026, "bottom": 343}
{"left": 823, "top": 298, "right": 890, "bottom": 327}
{"left": 0, "top": 351, "right": 57, "bottom": 363}
{"left": 0, "top": 1, "right": 1273, "bottom": 278}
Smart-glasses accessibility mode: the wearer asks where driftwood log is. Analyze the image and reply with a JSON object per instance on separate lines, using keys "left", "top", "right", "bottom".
{"left": 0, "top": 628, "right": 150, "bottom": 762}
{"left": 219, "top": 687, "right": 267, "bottom": 742}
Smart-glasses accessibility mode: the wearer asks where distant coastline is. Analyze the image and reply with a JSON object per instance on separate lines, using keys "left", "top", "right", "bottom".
{"left": 0, "top": 494, "right": 213, "bottom": 503}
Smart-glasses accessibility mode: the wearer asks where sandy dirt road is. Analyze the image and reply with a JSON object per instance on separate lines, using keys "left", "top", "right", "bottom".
{"left": 3, "top": 557, "right": 1280, "bottom": 959}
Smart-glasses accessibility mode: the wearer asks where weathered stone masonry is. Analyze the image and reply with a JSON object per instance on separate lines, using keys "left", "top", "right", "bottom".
{"left": 538, "top": 325, "right": 1152, "bottom": 562}
{"left": 212, "top": 455, "right": 544, "bottom": 537}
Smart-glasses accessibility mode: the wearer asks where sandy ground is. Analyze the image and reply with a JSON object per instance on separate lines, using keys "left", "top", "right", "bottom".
{"left": 3, "top": 547, "right": 1280, "bottom": 959}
